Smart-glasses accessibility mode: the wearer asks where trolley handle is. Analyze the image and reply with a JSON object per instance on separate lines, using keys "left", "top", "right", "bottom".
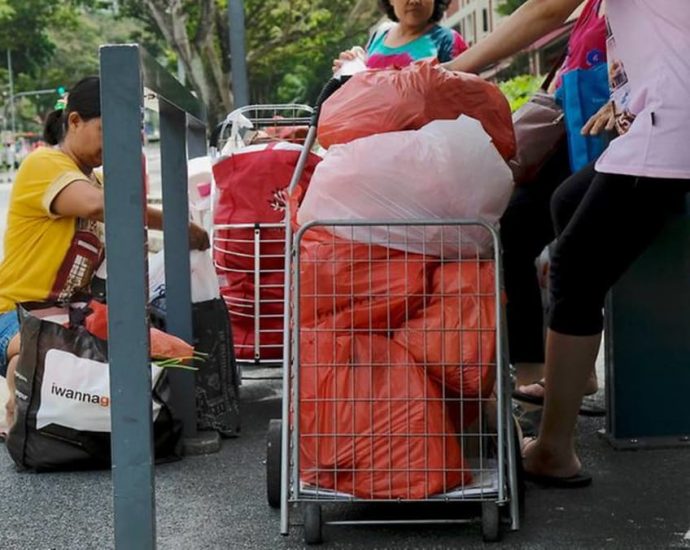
{"left": 310, "top": 76, "right": 351, "bottom": 128}
{"left": 209, "top": 122, "right": 224, "bottom": 150}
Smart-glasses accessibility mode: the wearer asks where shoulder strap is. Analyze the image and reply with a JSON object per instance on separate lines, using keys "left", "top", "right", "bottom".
{"left": 541, "top": 47, "right": 569, "bottom": 92}
{"left": 366, "top": 22, "right": 394, "bottom": 51}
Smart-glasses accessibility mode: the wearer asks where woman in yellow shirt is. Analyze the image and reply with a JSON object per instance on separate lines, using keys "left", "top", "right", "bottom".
{"left": 0, "top": 76, "right": 208, "bottom": 433}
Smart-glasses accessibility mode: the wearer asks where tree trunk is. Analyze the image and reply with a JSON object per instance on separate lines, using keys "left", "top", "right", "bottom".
{"left": 142, "top": 0, "right": 232, "bottom": 129}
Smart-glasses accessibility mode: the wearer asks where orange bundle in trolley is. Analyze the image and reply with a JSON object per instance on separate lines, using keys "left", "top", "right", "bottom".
{"left": 299, "top": 333, "right": 471, "bottom": 499}
{"left": 317, "top": 60, "right": 516, "bottom": 161}
{"left": 297, "top": 229, "right": 498, "bottom": 498}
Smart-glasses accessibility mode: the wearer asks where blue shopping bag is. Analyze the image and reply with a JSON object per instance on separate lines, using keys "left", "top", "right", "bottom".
{"left": 555, "top": 62, "right": 610, "bottom": 172}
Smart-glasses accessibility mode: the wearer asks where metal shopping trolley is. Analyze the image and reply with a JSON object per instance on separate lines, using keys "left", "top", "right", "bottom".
{"left": 209, "top": 104, "right": 316, "bottom": 367}
{"left": 265, "top": 80, "right": 522, "bottom": 545}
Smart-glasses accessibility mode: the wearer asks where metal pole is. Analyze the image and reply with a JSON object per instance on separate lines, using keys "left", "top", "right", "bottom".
{"left": 100, "top": 44, "right": 156, "bottom": 550}
{"left": 159, "top": 98, "right": 196, "bottom": 438}
{"left": 7, "top": 49, "right": 15, "bottom": 137}
{"left": 228, "top": 0, "right": 249, "bottom": 107}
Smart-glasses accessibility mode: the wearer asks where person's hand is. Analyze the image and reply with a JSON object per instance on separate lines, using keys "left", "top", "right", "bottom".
{"left": 189, "top": 222, "right": 210, "bottom": 251}
{"left": 332, "top": 47, "right": 365, "bottom": 74}
{"left": 581, "top": 101, "right": 616, "bottom": 136}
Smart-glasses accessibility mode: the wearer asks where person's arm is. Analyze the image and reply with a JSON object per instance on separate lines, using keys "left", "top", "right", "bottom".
{"left": 51, "top": 179, "right": 104, "bottom": 221}
{"left": 444, "top": 0, "right": 584, "bottom": 73}
{"left": 51, "top": 182, "right": 210, "bottom": 250}
{"left": 332, "top": 47, "right": 366, "bottom": 75}
{"left": 146, "top": 206, "right": 210, "bottom": 251}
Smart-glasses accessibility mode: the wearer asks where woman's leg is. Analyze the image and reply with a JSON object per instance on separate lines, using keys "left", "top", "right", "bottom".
{"left": 525, "top": 170, "right": 688, "bottom": 478}
{"left": 3, "top": 333, "right": 20, "bottom": 430}
{"left": 502, "top": 142, "right": 570, "bottom": 387}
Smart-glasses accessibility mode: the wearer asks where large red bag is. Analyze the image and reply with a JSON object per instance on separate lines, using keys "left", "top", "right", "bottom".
{"left": 298, "top": 227, "right": 434, "bottom": 330}
{"left": 212, "top": 143, "right": 321, "bottom": 360}
{"left": 317, "top": 60, "right": 516, "bottom": 161}
{"left": 299, "top": 332, "right": 471, "bottom": 499}
{"left": 394, "top": 262, "right": 496, "bottom": 426}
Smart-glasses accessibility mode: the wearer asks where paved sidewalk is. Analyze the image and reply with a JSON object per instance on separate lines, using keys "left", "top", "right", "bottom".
{"left": 2, "top": 368, "right": 689, "bottom": 549}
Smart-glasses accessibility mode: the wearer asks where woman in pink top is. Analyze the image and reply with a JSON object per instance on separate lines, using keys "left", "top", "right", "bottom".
{"left": 502, "top": 0, "right": 608, "bottom": 410}
{"left": 448, "top": 0, "right": 690, "bottom": 487}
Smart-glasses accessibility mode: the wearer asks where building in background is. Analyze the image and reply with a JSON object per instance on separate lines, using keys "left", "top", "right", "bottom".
{"left": 445, "top": 0, "right": 504, "bottom": 48}
{"left": 443, "top": 1, "right": 584, "bottom": 80}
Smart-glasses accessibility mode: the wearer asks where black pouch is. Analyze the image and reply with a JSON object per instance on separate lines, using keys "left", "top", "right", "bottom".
{"left": 150, "top": 296, "right": 240, "bottom": 437}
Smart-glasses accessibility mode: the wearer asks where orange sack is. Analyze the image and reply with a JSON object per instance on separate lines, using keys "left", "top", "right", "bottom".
{"left": 393, "top": 261, "right": 497, "bottom": 426}
{"left": 318, "top": 60, "right": 516, "bottom": 161}
{"left": 299, "top": 332, "right": 471, "bottom": 499}
{"left": 298, "top": 227, "right": 434, "bottom": 330}
{"left": 84, "top": 300, "right": 194, "bottom": 360}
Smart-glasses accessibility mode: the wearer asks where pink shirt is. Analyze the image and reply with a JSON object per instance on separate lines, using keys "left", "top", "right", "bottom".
{"left": 596, "top": 0, "right": 690, "bottom": 179}
{"left": 554, "top": 0, "right": 607, "bottom": 88}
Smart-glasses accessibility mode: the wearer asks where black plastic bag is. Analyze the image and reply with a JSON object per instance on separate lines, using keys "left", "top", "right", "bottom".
{"left": 150, "top": 296, "right": 240, "bottom": 437}
{"left": 7, "top": 300, "right": 182, "bottom": 472}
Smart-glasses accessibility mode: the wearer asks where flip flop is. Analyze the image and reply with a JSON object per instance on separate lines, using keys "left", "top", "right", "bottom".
{"left": 524, "top": 470, "right": 593, "bottom": 489}
{"left": 578, "top": 397, "right": 606, "bottom": 417}
{"left": 512, "top": 380, "right": 546, "bottom": 406}
{"left": 513, "top": 380, "right": 605, "bottom": 417}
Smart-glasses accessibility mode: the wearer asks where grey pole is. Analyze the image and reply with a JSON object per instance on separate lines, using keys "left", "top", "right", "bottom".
{"left": 228, "top": 0, "right": 249, "bottom": 107}
{"left": 159, "top": 98, "right": 196, "bottom": 439}
{"left": 100, "top": 45, "right": 156, "bottom": 550}
{"left": 6, "top": 49, "right": 15, "bottom": 137}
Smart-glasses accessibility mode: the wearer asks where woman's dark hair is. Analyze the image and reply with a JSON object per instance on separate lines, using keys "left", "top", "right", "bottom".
{"left": 377, "top": 0, "right": 451, "bottom": 23}
{"left": 43, "top": 76, "right": 101, "bottom": 145}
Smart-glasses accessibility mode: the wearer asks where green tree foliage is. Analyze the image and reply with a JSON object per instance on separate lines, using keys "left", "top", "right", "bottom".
{"left": 498, "top": 73, "right": 542, "bottom": 112}
{"left": 497, "top": 0, "right": 528, "bottom": 16}
{"left": 0, "top": 3, "right": 155, "bottom": 134}
{"left": 119, "top": 0, "right": 381, "bottom": 126}
{"left": 1, "top": 1, "right": 381, "bottom": 131}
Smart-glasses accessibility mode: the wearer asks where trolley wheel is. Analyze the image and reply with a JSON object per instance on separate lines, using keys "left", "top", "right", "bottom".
{"left": 303, "top": 503, "right": 323, "bottom": 545}
{"left": 482, "top": 501, "right": 501, "bottom": 542}
{"left": 266, "top": 419, "right": 282, "bottom": 509}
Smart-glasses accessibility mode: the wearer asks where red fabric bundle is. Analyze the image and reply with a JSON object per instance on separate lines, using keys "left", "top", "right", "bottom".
{"left": 212, "top": 144, "right": 321, "bottom": 360}
{"left": 298, "top": 227, "right": 433, "bottom": 330}
{"left": 84, "top": 300, "right": 194, "bottom": 360}
{"left": 299, "top": 333, "right": 470, "bottom": 499}
{"left": 317, "top": 60, "right": 516, "bottom": 161}
{"left": 394, "top": 262, "right": 497, "bottom": 427}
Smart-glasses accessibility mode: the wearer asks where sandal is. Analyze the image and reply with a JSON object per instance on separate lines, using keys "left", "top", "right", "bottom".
{"left": 524, "top": 469, "right": 593, "bottom": 488}
{"left": 513, "top": 380, "right": 605, "bottom": 417}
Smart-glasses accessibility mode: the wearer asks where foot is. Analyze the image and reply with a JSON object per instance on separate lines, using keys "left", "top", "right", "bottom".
{"left": 518, "top": 374, "right": 598, "bottom": 400}
{"left": 522, "top": 436, "right": 582, "bottom": 480}
{"left": 3, "top": 396, "right": 15, "bottom": 435}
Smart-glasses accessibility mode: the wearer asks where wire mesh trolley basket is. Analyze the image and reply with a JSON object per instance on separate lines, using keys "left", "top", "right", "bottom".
{"left": 209, "top": 104, "right": 317, "bottom": 367}
{"left": 264, "top": 78, "right": 522, "bottom": 545}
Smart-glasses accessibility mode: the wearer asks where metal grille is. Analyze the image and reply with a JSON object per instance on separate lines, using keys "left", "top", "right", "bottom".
{"left": 210, "top": 104, "right": 314, "bottom": 366}
{"left": 286, "top": 221, "right": 516, "bottom": 509}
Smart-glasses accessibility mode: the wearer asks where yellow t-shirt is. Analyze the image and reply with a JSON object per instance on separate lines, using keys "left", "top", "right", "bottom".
{"left": 0, "top": 147, "right": 104, "bottom": 313}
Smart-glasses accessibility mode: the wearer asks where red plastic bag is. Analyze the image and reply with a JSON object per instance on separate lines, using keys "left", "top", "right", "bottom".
{"left": 212, "top": 143, "right": 321, "bottom": 360}
{"left": 299, "top": 332, "right": 471, "bottom": 499}
{"left": 212, "top": 142, "right": 321, "bottom": 225}
{"left": 318, "top": 60, "right": 516, "bottom": 161}
{"left": 84, "top": 300, "right": 194, "bottom": 360}
{"left": 298, "top": 227, "right": 434, "bottom": 330}
{"left": 394, "top": 262, "right": 496, "bottom": 426}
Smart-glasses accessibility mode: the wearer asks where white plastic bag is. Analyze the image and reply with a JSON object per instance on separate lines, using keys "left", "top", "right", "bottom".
{"left": 190, "top": 250, "right": 220, "bottom": 303}
{"left": 297, "top": 116, "right": 514, "bottom": 258}
{"left": 148, "top": 251, "right": 167, "bottom": 302}
{"left": 147, "top": 250, "right": 219, "bottom": 304}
